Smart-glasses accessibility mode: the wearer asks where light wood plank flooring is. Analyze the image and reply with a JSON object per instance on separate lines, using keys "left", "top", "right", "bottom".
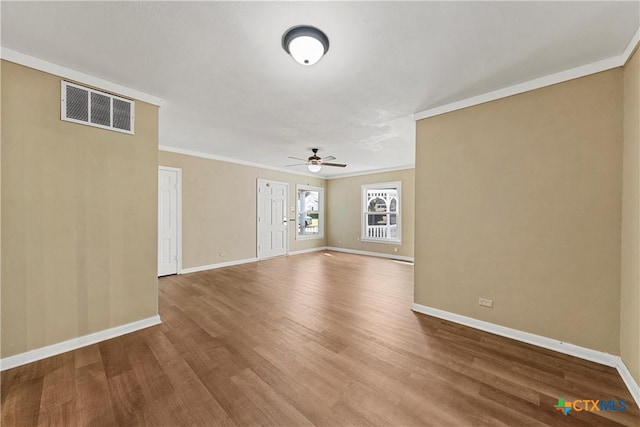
{"left": 2, "top": 251, "right": 639, "bottom": 426}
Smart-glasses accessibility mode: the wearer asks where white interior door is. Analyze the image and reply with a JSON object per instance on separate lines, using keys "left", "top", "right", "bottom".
{"left": 257, "top": 180, "right": 288, "bottom": 259}
{"left": 158, "top": 166, "right": 181, "bottom": 276}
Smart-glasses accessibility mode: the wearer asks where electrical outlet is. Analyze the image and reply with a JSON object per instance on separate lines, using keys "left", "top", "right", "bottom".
{"left": 479, "top": 298, "right": 493, "bottom": 308}
{"left": 393, "top": 247, "right": 398, "bottom": 253}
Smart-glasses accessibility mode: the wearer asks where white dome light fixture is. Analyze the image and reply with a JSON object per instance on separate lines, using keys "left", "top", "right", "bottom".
{"left": 307, "top": 164, "right": 322, "bottom": 173}
{"left": 282, "top": 25, "right": 330, "bottom": 66}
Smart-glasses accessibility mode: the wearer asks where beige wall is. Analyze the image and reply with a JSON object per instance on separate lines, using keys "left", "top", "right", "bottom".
{"left": 415, "top": 69, "right": 623, "bottom": 353}
{"left": 158, "top": 151, "right": 326, "bottom": 269}
{"left": 621, "top": 47, "right": 640, "bottom": 383}
{"left": 327, "top": 169, "right": 415, "bottom": 258}
{"left": 1, "top": 61, "right": 159, "bottom": 358}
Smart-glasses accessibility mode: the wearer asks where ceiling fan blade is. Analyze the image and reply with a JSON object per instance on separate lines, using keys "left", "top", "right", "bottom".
{"left": 288, "top": 156, "right": 308, "bottom": 161}
{"left": 322, "top": 155, "right": 336, "bottom": 161}
{"left": 322, "top": 162, "right": 347, "bottom": 168}
{"left": 285, "top": 163, "right": 308, "bottom": 167}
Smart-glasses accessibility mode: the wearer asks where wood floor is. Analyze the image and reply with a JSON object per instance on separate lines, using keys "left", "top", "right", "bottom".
{"left": 2, "top": 251, "right": 638, "bottom": 426}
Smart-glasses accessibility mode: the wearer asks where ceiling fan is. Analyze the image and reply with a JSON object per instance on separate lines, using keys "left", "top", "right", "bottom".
{"left": 286, "top": 148, "right": 347, "bottom": 172}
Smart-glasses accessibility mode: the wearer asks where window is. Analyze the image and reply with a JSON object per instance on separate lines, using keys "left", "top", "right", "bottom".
{"left": 297, "top": 185, "right": 324, "bottom": 239}
{"left": 362, "top": 182, "right": 401, "bottom": 243}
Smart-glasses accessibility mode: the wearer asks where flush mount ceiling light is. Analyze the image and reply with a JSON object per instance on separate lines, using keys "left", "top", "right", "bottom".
{"left": 282, "top": 25, "right": 329, "bottom": 66}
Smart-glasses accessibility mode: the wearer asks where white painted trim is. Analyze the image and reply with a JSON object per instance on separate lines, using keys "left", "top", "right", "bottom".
{"left": 160, "top": 146, "right": 415, "bottom": 180}
{"left": 361, "top": 181, "right": 402, "bottom": 244}
{"left": 414, "top": 27, "right": 640, "bottom": 121}
{"left": 159, "top": 145, "right": 319, "bottom": 178}
{"left": 411, "top": 303, "right": 640, "bottom": 408}
{"left": 1, "top": 48, "right": 163, "bottom": 106}
{"left": 326, "top": 164, "right": 415, "bottom": 180}
{"left": 326, "top": 246, "right": 414, "bottom": 262}
{"left": 180, "top": 257, "right": 258, "bottom": 274}
{"left": 296, "top": 184, "right": 325, "bottom": 240}
{"left": 616, "top": 359, "right": 640, "bottom": 409}
{"left": 295, "top": 235, "right": 325, "bottom": 241}
{"left": 414, "top": 56, "right": 622, "bottom": 121}
{"left": 0, "top": 315, "right": 161, "bottom": 371}
{"left": 412, "top": 303, "right": 618, "bottom": 366}
{"left": 158, "top": 166, "right": 183, "bottom": 275}
{"left": 622, "top": 27, "right": 640, "bottom": 66}
{"left": 288, "top": 246, "right": 328, "bottom": 256}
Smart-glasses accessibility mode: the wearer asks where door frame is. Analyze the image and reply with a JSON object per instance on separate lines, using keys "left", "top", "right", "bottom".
{"left": 158, "top": 165, "right": 183, "bottom": 275}
{"left": 256, "top": 179, "right": 289, "bottom": 260}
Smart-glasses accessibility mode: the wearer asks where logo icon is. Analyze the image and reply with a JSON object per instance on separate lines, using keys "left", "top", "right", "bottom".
{"left": 554, "top": 398, "right": 572, "bottom": 415}
{"left": 554, "top": 397, "right": 626, "bottom": 415}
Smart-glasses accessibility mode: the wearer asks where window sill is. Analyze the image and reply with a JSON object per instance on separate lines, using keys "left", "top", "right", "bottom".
{"left": 296, "top": 235, "right": 324, "bottom": 241}
{"left": 360, "top": 238, "right": 402, "bottom": 245}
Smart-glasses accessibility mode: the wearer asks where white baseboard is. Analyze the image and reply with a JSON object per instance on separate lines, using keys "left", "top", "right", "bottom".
{"left": 0, "top": 315, "right": 161, "bottom": 371}
{"left": 288, "top": 246, "right": 328, "bottom": 256}
{"left": 181, "top": 257, "right": 258, "bottom": 274}
{"left": 411, "top": 303, "right": 618, "bottom": 365}
{"left": 180, "top": 248, "right": 412, "bottom": 272}
{"left": 326, "top": 246, "right": 414, "bottom": 262}
{"left": 616, "top": 358, "right": 640, "bottom": 408}
{"left": 412, "top": 303, "right": 640, "bottom": 408}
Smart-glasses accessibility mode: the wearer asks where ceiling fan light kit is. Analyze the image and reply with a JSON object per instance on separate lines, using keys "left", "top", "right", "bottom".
{"left": 282, "top": 25, "right": 329, "bottom": 66}
{"left": 286, "top": 148, "right": 347, "bottom": 173}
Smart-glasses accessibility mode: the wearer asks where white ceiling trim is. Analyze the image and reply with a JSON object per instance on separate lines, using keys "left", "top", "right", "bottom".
{"left": 326, "top": 164, "right": 415, "bottom": 180}
{"left": 414, "top": 26, "right": 640, "bottom": 122}
{"left": 0, "top": 47, "right": 164, "bottom": 106}
{"left": 622, "top": 27, "right": 640, "bottom": 65}
{"left": 158, "top": 145, "right": 320, "bottom": 178}
{"left": 413, "top": 55, "right": 620, "bottom": 121}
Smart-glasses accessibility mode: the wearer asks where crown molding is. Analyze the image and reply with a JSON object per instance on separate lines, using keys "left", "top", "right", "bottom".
{"left": 160, "top": 145, "right": 413, "bottom": 180}
{"left": 158, "top": 145, "right": 322, "bottom": 178}
{"left": 413, "top": 56, "right": 620, "bottom": 121}
{"left": 622, "top": 27, "right": 640, "bottom": 66}
{"left": 326, "top": 164, "right": 415, "bottom": 180}
{"left": 414, "top": 26, "right": 640, "bottom": 121}
{"left": 0, "top": 47, "right": 164, "bottom": 106}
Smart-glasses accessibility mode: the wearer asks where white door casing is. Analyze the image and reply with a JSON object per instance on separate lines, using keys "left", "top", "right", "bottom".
{"left": 257, "top": 179, "right": 288, "bottom": 259}
{"left": 158, "top": 166, "right": 181, "bottom": 276}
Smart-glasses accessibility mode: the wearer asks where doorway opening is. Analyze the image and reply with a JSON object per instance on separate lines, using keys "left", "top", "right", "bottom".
{"left": 158, "top": 166, "right": 182, "bottom": 276}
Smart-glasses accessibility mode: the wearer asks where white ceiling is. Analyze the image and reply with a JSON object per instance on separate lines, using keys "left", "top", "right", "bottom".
{"left": 2, "top": 2, "right": 638, "bottom": 177}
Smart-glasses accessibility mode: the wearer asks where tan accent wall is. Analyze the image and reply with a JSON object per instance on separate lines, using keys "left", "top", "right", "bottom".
{"left": 621, "top": 47, "right": 640, "bottom": 383}
{"left": 326, "top": 169, "right": 415, "bottom": 258}
{"left": 1, "top": 61, "right": 159, "bottom": 358}
{"left": 157, "top": 151, "right": 327, "bottom": 269}
{"left": 415, "top": 69, "right": 623, "bottom": 353}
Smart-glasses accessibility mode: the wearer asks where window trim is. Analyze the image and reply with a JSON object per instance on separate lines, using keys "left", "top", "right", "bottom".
{"left": 361, "top": 181, "right": 402, "bottom": 244}
{"left": 296, "top": 184, "right": 324, "bottom": 240}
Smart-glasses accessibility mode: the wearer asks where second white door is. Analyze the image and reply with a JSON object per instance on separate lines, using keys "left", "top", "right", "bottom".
{"left": 257, "top": 180, "right": 288, "bottom": 259}
{"left": 158, "top": 166, "right": 181, "bottom": 276}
